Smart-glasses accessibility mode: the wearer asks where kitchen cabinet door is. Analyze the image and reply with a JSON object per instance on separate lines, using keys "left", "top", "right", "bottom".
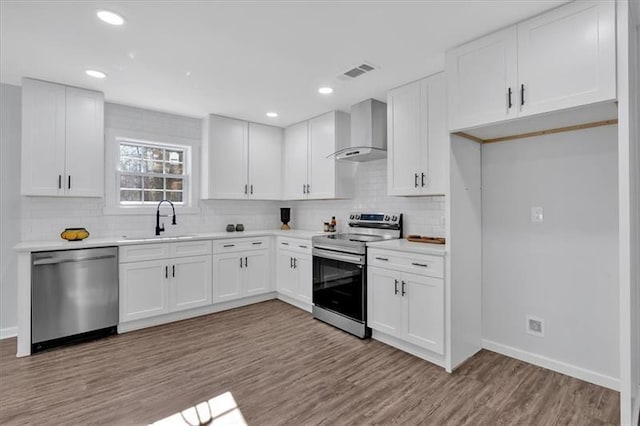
{"left": 294, "top": 253, "right": 312, "bottom": 305}
{"left": 402, "top": 273, "right": 444, "bottom": 354}
{"left": 307, "top": 112, "right": 336, "bottom": 199}
{"left": 387, "top": 80, "right": 423, "bottom": 196}
{"left": 367, "top": 266, "right": 402, "bottom": 337}
{"left": 21, "top": 79, "right": 66, "bottom": 196}
{"left": 244, "top": 250, "right": 271, "bottom": 296}
{"left": 283, "top": 121, "right": 308, "bottom": 200}
{"left": 446, "top": 26, "right": 518, "bottom": 131}
{"left": 423, "top": 73, "right": 447, "bottom": 195}
{"left": 212, "top": 252, "right": 243, "bottom": 303}
{"left": 202, "top": 115, "right": 248, "bottom": 199}
{"left": 170, "top": 255, "right": 212, "bottom": 312}
{"left": 276, "top": 250, "right": 296, "bottom": 297}
{"left": 64, "top": 86, "right": 104, "bottom": 197}
{"left": 517, "top": 1, "right": 615, "bottom": 117}
{"left": 248, "top": 123, "right": 282, "bottom": 200}
{"left": 119, "top": 259, "right": 170, "bottom": 322}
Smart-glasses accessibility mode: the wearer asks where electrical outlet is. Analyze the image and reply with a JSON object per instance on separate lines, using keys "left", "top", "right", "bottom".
{"left": 526, "top": 316, "right": 545, "bottom": 337}
{"left": 531, "top": 207, "right": 544, "bottom": 223}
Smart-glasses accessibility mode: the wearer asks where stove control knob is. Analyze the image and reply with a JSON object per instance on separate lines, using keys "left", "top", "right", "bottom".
{"left": 392, "top": 215, "right": 398, "bottom": 221}
{"left": 356, "top": 214, "right": 360, "bottom": 220}
{"left": 384, "top": 215, "right": 390, "bottom": 221}
{"left": 350, "top": 214, "right": 355, "bottom": 219}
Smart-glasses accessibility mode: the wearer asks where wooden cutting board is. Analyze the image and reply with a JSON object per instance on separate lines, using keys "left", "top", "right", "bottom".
{"left": 406, "top": 235, "right": 446, "bottom": 244}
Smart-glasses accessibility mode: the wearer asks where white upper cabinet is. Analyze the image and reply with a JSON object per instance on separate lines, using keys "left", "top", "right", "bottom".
{"left": 283, "top": 111, "right": 352, "bottom": 200}
{"left": 21, "top": 78, "right": 104, "bottom": 197}
{"left": 201, "top": 115, "right": 282, "bottom": 200}
{"left": 446, "top": 0, "right": 615, "bottom": 131}
{"left": 516, "top": 1, "right": 616, "bottom": 117}
{"left": 201, "top": 115, "right": 249, "bottom": 199}
{"left": 248, "top": 123, "right": 283, "bottom": 199}
{"left": 387, "top": 73, "right": 447, "bottom": 196}
{"left": 283, "top": 121, "right": 308, "bottom": 199}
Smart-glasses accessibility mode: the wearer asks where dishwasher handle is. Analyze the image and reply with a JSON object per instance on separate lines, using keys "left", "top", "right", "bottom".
{"left": 32, "top": 247, "right": 118, "bottom": 266}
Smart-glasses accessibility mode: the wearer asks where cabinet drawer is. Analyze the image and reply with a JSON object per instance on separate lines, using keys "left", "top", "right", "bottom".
{"left": 368, "top": 249, "right": 444, "bottom": 278}
{"left": 213, "top": 237, "right": 271, "bottom": 253}
{"left": 277, "top": 237, "right": 311, "bottom": 255}
{"left": 170, "top": 240, "right": 212, "bottom": 258}
{"left": 120, "top": 243, "right": 171, "bottom": 263}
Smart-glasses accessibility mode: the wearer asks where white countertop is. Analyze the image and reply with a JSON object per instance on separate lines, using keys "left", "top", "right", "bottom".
{"left": 14, "top": 229, "right": 328, "bottom": 253}
{"left": 367, "top": 239, "right": 447, "bottom": 256}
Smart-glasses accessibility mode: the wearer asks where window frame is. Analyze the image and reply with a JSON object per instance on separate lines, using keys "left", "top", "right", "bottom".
{"left": 117, "top": 139, "right": 189, "bottom": 206}
{"left": 103, "top": 127, "right": 201, "bottom": 216}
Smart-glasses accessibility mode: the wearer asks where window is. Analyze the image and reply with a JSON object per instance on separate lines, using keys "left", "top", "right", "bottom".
{"left": 117, "top": 140, "right": 189, "bottom": 205}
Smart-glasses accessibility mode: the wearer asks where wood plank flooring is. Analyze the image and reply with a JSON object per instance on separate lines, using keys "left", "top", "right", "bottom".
{"left": 0, "top": 300, "right": 619, "bottom": 425}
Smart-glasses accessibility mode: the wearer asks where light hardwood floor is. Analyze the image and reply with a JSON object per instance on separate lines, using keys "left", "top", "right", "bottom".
{"left": 0, "top": 300, "right": 619, "bottom": 425}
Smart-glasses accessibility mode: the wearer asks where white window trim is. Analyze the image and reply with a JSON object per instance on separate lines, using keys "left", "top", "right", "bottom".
{"left": 103, "top": 127, "right": 201, "bottom": 215}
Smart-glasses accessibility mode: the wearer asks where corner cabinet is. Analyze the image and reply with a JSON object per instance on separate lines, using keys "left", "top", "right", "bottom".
{"left": 387, "top": 72, "right": 447, "bottom": 196}
{"left": 446, "top": 0, "right": 616, "bottom": 131}
{"left": 211, "top": 237, "right": 272, "bottom": 303}
{"left": 21, "top": 78, "right": 104, "bottom": 197}
{"left": 283, "top": 111, "right": 353, "bottom": 200}
{"left": 201, "top": 115, "right": 283, "bottom": 200}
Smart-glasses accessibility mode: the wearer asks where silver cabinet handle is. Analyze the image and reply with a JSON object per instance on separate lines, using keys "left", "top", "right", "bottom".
{"left": 414, "top": 173, "right": 419, "bottom": 188}
{"left": 394, "top": 279, "right": 399, "bottom": 295}
{"left": 411, "top": 262, "right": 428, "bottom": 268}
{"left": 401, "top": 280, "right": 406, "bottom": 296}
{"left": 375, "top": 257, "right": 389, "bottom": 261}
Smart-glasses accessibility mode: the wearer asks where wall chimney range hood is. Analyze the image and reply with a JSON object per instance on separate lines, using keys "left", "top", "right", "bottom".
{"left": 330, "top": 98, "right": 387, "bottom": 162}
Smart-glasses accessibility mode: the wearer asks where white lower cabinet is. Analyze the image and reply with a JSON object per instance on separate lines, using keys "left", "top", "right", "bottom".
{"left": 119, "top": 241, "right": 213, "bottom": 323}
{"left": 212, "top": 238, "right": 272, "bottom": 303}
{"left": 368, "top": 252, "right": 445, "bottom": 356}
{"left": 275, "top": 237, "right": 313, "bottom": 309}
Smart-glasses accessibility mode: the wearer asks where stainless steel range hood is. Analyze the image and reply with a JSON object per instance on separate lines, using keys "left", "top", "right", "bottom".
{"left": 330, "top": 98, "right": 387, "bottom": 162}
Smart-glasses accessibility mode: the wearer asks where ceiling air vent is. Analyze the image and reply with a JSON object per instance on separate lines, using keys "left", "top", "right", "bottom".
{"left": 338, "top": 62, "right": 377, "bottom": 80}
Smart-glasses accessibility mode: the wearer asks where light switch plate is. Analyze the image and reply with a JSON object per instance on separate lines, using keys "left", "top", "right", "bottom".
{"left": 531, "top": 206, "right": 544, "bottom": 223}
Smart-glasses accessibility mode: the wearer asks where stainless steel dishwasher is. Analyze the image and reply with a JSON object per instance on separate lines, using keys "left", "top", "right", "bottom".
{"left": 32, "top": 247, "right": 118, "bottom": 352}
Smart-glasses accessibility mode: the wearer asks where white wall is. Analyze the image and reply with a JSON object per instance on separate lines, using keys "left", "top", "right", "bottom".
{"left": 289, "top": 159, "right": 445, "bottom": 237}
{"left": 0, "top": 83, "right": 21, "bottom": 337}
{"left": 482, "top": 125, "right": 619, "bottom": 387}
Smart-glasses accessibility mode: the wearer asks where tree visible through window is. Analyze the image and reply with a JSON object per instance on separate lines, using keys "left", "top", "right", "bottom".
{"left": 118, "top": 141, "right": 187, "bottom": 205}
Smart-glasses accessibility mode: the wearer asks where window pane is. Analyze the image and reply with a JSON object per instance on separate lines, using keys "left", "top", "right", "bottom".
{"left": 120, "top": 158, "right": 142, "bottom": 172}
{"left": 120, "top": 190, "right": 142, "bottom": 201}
{"left": 143, "top": 176, "right": 164, "bottom": 190}
{"left": 166, "top": 178, "right": 183, "bottom": 190}
{"left": 144, "top": 190, "right": 164, "bottom": 202}
{"left": 165, "top": 163, "right": 183, "bottom": 175}
{"left": 144, "top": 147, "right": 164, "bottom": 160}
{"left": 166, "top": 150, "right": 183, "bottom": 163}
{"left": 120, "top": 175, "right": 142, "bottom": 189}
{"left": 166, "top": 191, "right": 183, "bottom": 203}
{"left": 120, "top": 144, "right": 143, "bottom": 158}
{"left": 143, "top": 160, "right": 165, "bottom": 173}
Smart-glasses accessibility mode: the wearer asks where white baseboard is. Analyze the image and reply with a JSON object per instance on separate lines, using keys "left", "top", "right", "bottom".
{"left": 276, "top": 294, "right": 312, "bottom": 313}
{"left": 0, "top": 326, "right": 17, "bottom": 340}
{"left": 482, "top": 339, "right": 619, "bottom": 391}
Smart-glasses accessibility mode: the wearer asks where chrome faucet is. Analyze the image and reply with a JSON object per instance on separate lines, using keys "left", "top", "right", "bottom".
{"left": 155, "top": 200, "right": 177, "bottom": 236}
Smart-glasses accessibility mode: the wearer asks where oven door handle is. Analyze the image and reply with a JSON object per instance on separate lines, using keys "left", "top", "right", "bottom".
{"left": 312, "top": 247, "right": 364, "bottom": 265}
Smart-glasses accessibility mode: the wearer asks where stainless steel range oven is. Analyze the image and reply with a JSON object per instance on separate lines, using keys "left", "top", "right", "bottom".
{"left": 312, "top": 212, "right": 402, "bottom": 338}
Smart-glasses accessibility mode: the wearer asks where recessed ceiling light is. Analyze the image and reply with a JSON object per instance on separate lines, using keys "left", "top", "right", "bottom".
{"left": 85, "top": 69, "right": 107, "bottom": 79}
{"left": 318, "top": 87, "right": 334, "bottom": 94}
{"left": 97, "top": 9, "right": 126, "bottom": 26}
{"left": 266, "top": 112, "right": 278, "bottom": 118}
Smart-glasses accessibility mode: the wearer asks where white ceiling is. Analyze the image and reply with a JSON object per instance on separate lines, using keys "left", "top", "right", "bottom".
{"left": 1, "top": 1, "right": 569, "bottom": 127}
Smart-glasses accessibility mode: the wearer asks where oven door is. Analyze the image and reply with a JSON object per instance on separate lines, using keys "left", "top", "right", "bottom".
{"left": 312, "top": 247, "right": 366, "bottom": 322}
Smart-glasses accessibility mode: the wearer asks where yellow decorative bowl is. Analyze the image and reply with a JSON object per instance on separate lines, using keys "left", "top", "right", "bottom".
{"left": 61, "top": 228, "right": 90, "bottom": 241}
